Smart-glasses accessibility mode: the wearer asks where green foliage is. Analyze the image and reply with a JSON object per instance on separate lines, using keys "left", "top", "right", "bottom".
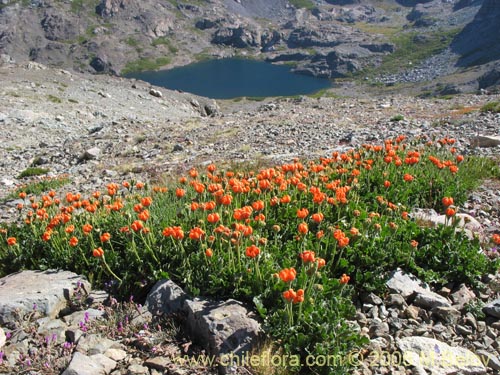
{"left": 47, "top": 95, "right": 62, "bottom": 103}
{"left": 390, "top": 114, "right": 405, "bottom": 122}
{"left": 121, "top": 57, "right": 171, "bottom": 74}
{"left": 360, "top": 28, "right": 461, "bottom": 78}
{"left": 125, "top": 37, "right": 140, "bottom": 47}
{"left": 480, "top": 101, "right": 500, "bottom": 113}
{"left": 151, "top": 37, "right": 179, "bottom": 53}
{"left": 463, "top": 299, "right": 486, "bottom": 320}
{"left": 288, "top": 0, "right": 316, "bottom": 10}
{"left": 2, "top": 175, "right": 71, "bottom": 203}
{"left": 18, "top": 167, "right": 49, "bottom": 178}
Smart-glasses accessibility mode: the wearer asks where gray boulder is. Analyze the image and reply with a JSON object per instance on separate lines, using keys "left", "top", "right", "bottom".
{"left": 0, "top": 270, "right": 90, "bottom": 326}
{"left": 185, "top": 298, "right": 261, "bottom": 359}
{"left": 386, "top": 269, "right": 451, "bottom": 308}
{"left": 144, "top": 279, "right": 189, "bottom": 316}
{"left": 483, "top": 298, "right": 500, "bottom": 318}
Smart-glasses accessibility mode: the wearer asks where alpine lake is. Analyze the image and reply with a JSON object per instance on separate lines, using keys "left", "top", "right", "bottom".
{"left": 124, "top": 58, "right": 332, "bottom": 99}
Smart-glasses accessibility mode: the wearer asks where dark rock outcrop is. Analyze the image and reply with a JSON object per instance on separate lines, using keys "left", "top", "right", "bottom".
{"left": 95, "top": 0, "right": 129, "bottom": 18}
{"left": 478, "top": 65, "right": 500, "bottom": 89}
{"left": 451, "top": 0, "right": 500, "bottom": 66}
{"left": 212, "top": 25, "right": 260, "bottom": 48}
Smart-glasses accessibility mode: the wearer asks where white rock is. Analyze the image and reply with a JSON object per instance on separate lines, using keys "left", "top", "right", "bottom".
{"left": 0, "top": 327, "right": 6, "bottom": 348}
{"left": 386, "top": 269, "right": 451, "bottom": 308}
{"left": 397, "top": 336, "right": 486, "bottom": 375}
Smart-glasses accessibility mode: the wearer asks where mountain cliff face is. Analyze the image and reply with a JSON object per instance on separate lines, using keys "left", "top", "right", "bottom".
{"left": 0, "top": 0, "right": 498, "bottom": 94}
{"left": 451, "top": 0, "right": 500, "bottom": 66}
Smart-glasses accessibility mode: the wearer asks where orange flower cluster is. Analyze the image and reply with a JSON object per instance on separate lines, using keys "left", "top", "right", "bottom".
{"left": 278, "top": 267, "right": 297, "bottom": 282}
{"left": 189, "top": 227, "right": 205, "bottom": 241}
{"left": 339, "top": 274, "right": 350, "bottom": 284}
{"left": 245, "top": 244, "right": 260, "bottom": 258}
{"left": 233, "top": 206, "right": 253, "bottom": 221}
{"left": 283, "top": 288, "right": 304, "bottom": 303}
{"left": 162, "top": 226, "right": 184, "bottom": 240}
{"left": 333, "top": 229, "right": 349, "bottom": 248}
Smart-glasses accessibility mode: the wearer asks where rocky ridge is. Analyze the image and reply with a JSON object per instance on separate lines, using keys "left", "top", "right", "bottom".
{"left": 1, "top": 0, "right": 499, "bottom": 95}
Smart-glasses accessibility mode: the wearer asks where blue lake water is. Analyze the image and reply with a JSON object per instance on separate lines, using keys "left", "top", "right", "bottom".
{"left": 125, "top": 58, "right": 331, "bottom": 99}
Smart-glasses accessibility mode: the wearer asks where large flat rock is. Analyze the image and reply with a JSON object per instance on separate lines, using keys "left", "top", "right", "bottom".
{"left": 0, "top": 270, "right": 90, "bottom": 326}
{"left": 397, "top": 336, "right": 486, "bottom": 375}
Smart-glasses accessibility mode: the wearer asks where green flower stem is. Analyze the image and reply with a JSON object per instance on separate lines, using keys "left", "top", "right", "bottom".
{"left": 101, "top": 255, "right": 122, "bottom": 283}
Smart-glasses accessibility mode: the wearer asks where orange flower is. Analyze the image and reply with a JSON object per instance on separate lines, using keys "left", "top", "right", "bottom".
{"left": 136, "top": 181, "right": 145, "bottom": 189}
{"left": 410, "top": 240, "right": 418, "bottom": 248}
{"left": 300, "top": 250, "right": 315, "bottom": 263}
{"left": 402, "top": 211, "right": 409, "bottom": 220}
{"left": 339, "top": 274, "right": 350, "bottom": 284}
{"left": 316, "top": 257, "right": 326, "bottom": 269}
{"left": 296, "top": 208, "right": 309, "bottom": 219}
{"left": 280, "top": 195, "right": 291, "bottom": 204}
{"left": 445, "top": 207, "right": 456, "bottom": 217}
{"left": 92, "top": 247, "right": 104, "bottom": 257}
{"left": 189, "top": 227, "right": 205, "bottom": 241}
{"left": 449, "top": 165, "right": 458, "bottom": 174}
{"left": 42, "top": 231, "right": 52, "bottom": 242}
{"left": 220, "top": 194, "right": 233, "bottom": 206}
{"left": 205, "top": 248, "right": 213, "bottom": 257}
{"left": 298, "top": 222, "right": 308, "bottom": 235}
{"left": 82, "top": 223, "right": 93, "bottom": 235}
{"left": 122, "top": 181, "right": 131, "bottom": 189}
{"left": 7, "top": 237, "right": 17, "bottom": 246}
{"left": 65, "top": 225, "right": 75, "bottom": 234}
{"left": 69, "top": 236, "right": 78, "bottom": 246}
{"left": 278, "top": 267, "right": 296, "bottom": 283}
{"left": 403, "top": 173, "right": 414, "bottom": 182}
{"left": 442, "top": 197, "right": 454, "bottom": 207}
{"left": 141, "top": 197, "right": 153, "bottom": 207}
{"left": 294, "top": 289, "right": 305, "bottom": 303}
{"left": 384, "top": 180, "right": 391, "bottom": 188}
{"left": 131, "top": 220, "right": 144, "bottom": 232}
{"left": 311, "top": 212, "right": 324, "bottom": 223}
{"left": 252, "top": 200, "right": 265, "bottom": 211}
{"left": 138, "top": 209, "right": 150, "bottom": 222}
{"left": 282, "top": 289, "right": 296, "bottom": 302}
{"left": 18, "top": 192, "right": 27, "bottom": 199}
{"left": 207, "top": 164, "right": 216, "bottom": 173}
{"left": 456, "top": 155, "right": 464, "bottom": 163}
{"left": 207, "top": 213, "right": 220, "bottom": 224}
{"left": 350, "top": 227, "right": 359, "bottom": 236}
{"left": 176, "top": 188, "right": 186, "bottom": 198}
{"left": 245, "top": 244, "right": 260, "bottom": 258}
{"left": 316, "top": 230, "right": 324, "bottom": 239}
{"left": 100, "top": 232, "right": 111, "bottom": 242}
{"left": 200, "top": 201, "right": 214, "bottom": 211}
{"left": 492, "top": 234, "right": 500, "bottom": 245}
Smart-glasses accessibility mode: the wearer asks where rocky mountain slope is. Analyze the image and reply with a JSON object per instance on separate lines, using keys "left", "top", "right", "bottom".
{"left": 0, "top": 59, "right": 500, "bottom": 375}
{"left": 0, "top": 0, "right": 498, "bottom": 95}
